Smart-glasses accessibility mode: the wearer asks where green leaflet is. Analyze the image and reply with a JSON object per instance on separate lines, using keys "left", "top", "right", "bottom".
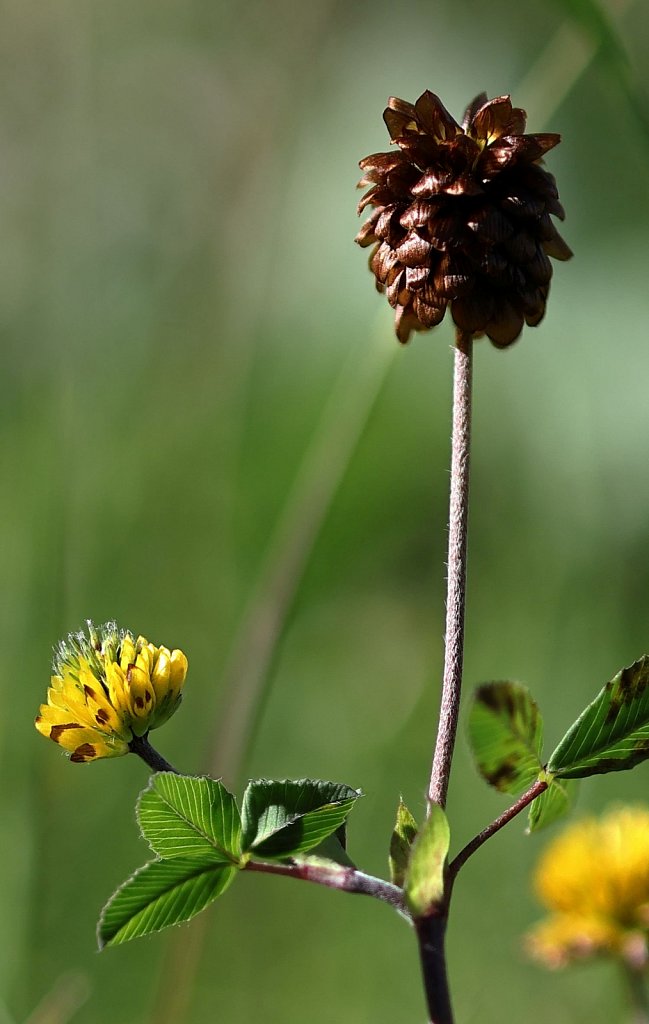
{"left": 548, "top": 656, "right": 649, "bottom": 779}
{"left": 98, "top": 857, "right": 236, "bottom": 948}
{"left": 138, "top": 773, "right": 241, "bottom": 862}
{"left": 241, "top": 779, "right": 361, "bottom": 859}
{"left": 527, "top": 777, "right": 577, "bottom": 833}
{"left": 468, "top": 682, "right": 543, "bottom": 794}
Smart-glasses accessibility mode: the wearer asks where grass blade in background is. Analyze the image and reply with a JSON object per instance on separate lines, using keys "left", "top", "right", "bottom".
{"left": 22, "top": 972, "right": 90, "bottom": 1024}
{"left": 550, "top": 0, "right": 649, "bottom": 142}
{"left": 517, "top": 0, "right": 642, "bottom": 133}
{"left": 207, "top": 325, "right": 397, "bottom": 786}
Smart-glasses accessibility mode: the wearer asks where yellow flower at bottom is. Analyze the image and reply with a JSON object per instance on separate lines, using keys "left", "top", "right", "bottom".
{"left": 526, "top": 806, "right": 649, "bottom": 969}
{"left": 35, "top": 621, "right": 188, "bottom": 763}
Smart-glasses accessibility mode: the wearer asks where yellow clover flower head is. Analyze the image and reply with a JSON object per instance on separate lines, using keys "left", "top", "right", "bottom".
{"left": 35, "top": 621, "right": 188, "bottom": 763}
{"left": 526, "top": 806, "right": 649, "bottom": 969}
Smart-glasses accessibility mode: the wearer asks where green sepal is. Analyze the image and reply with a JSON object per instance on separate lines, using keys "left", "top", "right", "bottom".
{"left": 241, "top": 779, "right": 361, "bottom": 859}
{"left": 467, "top": 681, "right": 544, "bottom": 795}
{"left": 389, "top": 798, "right": 418, "bottom": 887}
{"left": 548, "top": 656, "right": 649, "bottom": 779}
{"left": 98, "top": 857, "right": 237, "bottom": 948}
{"left": 404, "top": 803, "right": 450, "bottom": 917}
{"left": 527, "top": 775, "right": 577, "bottom": 833}
{"left": 137, "top": 772, "right": 241, "bottom": 863}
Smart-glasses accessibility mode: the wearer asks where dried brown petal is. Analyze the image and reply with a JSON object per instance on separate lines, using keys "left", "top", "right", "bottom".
{"left": 383, "top": 98, "right": 418, "bottom": 140}
{"left": 386, "top": 270, "right": 409, "bottom": 308}
{"left": 478, "top": 134, "right": 559, "bottom": 178}
{"left": 520, "top": 287, "right": 547, "bottom": 325}
{"left": 413, "top": 295, "right": 446, "bottom": 328}
{"left": 427, "top": 211, "right": 466, "bottom": 249}
{"left": 395, "top": 304, "right": 423, "bottom": 344}
{"left": 411, "top": 169, "right": 455, "bottom": 197}
{"left": 432, "top": 254, "right": 472, "bottom": 299}
{"left": 461, "top": 92, "right": 488, "bottom": 132}
{"left": 405, "top": 265, "right": 430, "bottom": 290}
{"left": 468, "top": 207, "right": 513, "bottom": 243}
{"left": 444, "top": 174, "right": 484, "bottom": 197}
{"left": 357, "top": 186, "right": 391, "bottom": 215}
{"left": 413, "top": 90, "right": 460, "bottom": 142}
{"left": 452, "top": 288, "right": 495, "bottom": 334}
{"left": 480, "top": 249, "right": 509, "bottom": 279}
{"left": 370, "top": 242, "right": 399, "bottom": 282}
{"left": 374, "top": 207, "right": 403, "bottom": 245}
{"left": 359, "top": 152, "right": 405, "bottom": 175}
{"left": 485, "top": 300, "right": 525, "bottom": 347}
{"left": 542, "top": 230, "right": 573, "bottom": 262}
{"left": 395, "top": 232, "right": 434, "bottom": 267}
{"left": 525, "top": 247, "right": 553, "bottom": 285}
{"left": 470, "top": 96, "right": 515, "bottom": 142}
{"left": 354, "top": 209, "right": 381, "bottom": 247}
{"left": 505, "top": 232, "right": 537, "bottom": 264}
{"left": 400, "top": 200, "right": 438, "bottom": 231}
{"left": 391, "top": 148, "right": 439, "bottom": 185}
{"left": 501, "top": 189, "right": 546, "bottom": 219}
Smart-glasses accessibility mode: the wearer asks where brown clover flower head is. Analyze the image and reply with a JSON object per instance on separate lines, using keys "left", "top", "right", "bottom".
{"left": 356, "top": 91, "right": 572, "bottom": 346}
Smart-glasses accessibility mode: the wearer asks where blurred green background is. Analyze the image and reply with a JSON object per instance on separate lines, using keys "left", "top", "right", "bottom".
{"left": 3, "top": 0, "right": 649, "bottom": 1021}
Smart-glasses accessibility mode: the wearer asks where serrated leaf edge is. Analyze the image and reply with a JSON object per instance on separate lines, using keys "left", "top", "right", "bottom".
{"left": 137, "top": 772, "right": 241, "bottom": 863}
{"left": 97, "top": 855, "right": 236, "bottom": 949}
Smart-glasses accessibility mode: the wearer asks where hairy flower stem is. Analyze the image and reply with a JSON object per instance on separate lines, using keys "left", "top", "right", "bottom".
{"left": 429, "top": 329, "right": 473, "bottom": 810}
{"left": 416, "top": 329, "right": 472, "bottom": 1024}
{"left": 244, "top": 860, "right": 408, "bottom": 918}
{"left": 129, "top": 735, "right": 179, "bottom": 774}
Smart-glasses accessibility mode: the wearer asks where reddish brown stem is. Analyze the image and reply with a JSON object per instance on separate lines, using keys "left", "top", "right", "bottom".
{"left": 448, "top": 778, "right": 549, "bottom": 881}
{"left": 244, "top": 860, "right": 408, "bottom": 917}
{"left": 428, "top": 330, "right": 473, "bottom": 810}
